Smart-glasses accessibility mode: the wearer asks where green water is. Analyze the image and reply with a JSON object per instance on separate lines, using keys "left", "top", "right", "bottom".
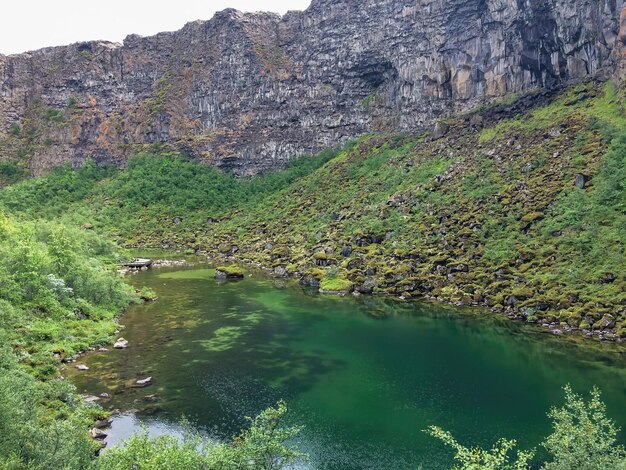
{"left": 69, "top": 263, "right": 626, "bottom": 469}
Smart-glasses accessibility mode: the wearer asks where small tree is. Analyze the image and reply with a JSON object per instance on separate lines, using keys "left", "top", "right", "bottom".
{"left": 426, "top": 426, "right": 533, "bottom": 470}
{"left": 541, "top": 385, "right": 626, "bottom": 470}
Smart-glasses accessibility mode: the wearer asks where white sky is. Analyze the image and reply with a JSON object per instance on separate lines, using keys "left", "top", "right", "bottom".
{"left": 0, "top": 1, "right": 312, "bottom": 55}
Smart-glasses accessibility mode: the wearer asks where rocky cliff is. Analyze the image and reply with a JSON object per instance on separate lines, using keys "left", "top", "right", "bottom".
{"left": 1, "top": 0, "right": 625, "bottom": 175}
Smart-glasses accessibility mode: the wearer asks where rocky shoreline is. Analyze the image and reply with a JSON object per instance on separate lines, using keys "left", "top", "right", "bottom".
{"left": 121, "top": 249, "right": 625, "bottom": 343}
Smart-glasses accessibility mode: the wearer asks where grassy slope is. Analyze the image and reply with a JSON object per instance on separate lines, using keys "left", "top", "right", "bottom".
{"left": 1, "top": 81, "right": 625, "bottom": 339}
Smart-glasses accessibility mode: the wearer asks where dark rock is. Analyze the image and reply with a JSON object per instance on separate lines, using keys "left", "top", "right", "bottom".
{"left": 429, "top": 121, "right": 449, "bottom": 140}
{"left": 94, "top": 417, "right": 113, "bottom": 429}
{"left": 575, "top": 173, "right": 588, "bottom": 189}
{"left": 599, "top": 272, "right": 617, "bottom": 284}
{"left": 469, "top": 114, "right": 484, "bottom": 129}
{"left": 358, "top": 277, "right": 378, "bottom": 295}
{"left": 300, "top": 276, "right": 321, "bottom": 288}
{"left": 341, "top": 244, "right": 353, "bottom": 257}
{"left": 446, "top": 264, "right": 469, "bottom": 275}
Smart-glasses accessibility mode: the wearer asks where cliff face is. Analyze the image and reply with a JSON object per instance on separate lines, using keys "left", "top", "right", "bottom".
{"left": 1, "top": 0, "right": 624, "bottom": 175}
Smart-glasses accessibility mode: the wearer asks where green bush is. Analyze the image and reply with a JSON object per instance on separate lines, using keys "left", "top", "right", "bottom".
{"left": 428, "top": 386, "right": 626, "bottom": 470}
{"left": 96, "top": 401, "right": 304, "bottom": 470}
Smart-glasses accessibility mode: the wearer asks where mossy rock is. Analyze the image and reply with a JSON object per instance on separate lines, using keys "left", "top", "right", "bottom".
{"left": 320, "top": 277, "right": 353, "bottom": 293}
{"left": 215, "top": 266, "right": 245, "bottom": 280}
{"left": 521, "top": 211, "right": 544, "bottom": 223}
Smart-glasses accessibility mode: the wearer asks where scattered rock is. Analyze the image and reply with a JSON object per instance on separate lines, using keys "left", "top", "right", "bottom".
{"left": 469, "top": 114, "right": 484, "bottom": 128}
{"left": 575, "top": 173, "right": 588, "bottom": 189}
{"left": 90, "top": 428, "right": 108, "bottom": 440}
{"left": 593, "top": 314, "right": 616, "bottom": 330}
{"left": 133, "top": 377, "right": 153, "bottom": 388}
{"left": 94, "top": 417, "right": 113, "bottom": 429}
{"left": 430, "top": 121, "right": 449, "bottom": 140}
{"left": 113, "top": 338, "right": 129, "bottom": 349}
{"left": 272, "top": 265, "right": 289, "bottom": 278}
{"left": 446, "top": 264, "right": 469, "bottom": 275}
{"left": 358, "top": 277, "right": 378, "bottom": 295}
{"left": 599, "top": 272, "right": 616, "bottom": 284}
{"left": 300, "top": 276, "right": 321, "bottom": 289}
{"left": 121, "top": 258, "right": 153, "bottom": 269}
{"left": 217, "top": 243, "right": 233, "bottom": 254}
{"left": 341, "top": 244, "right": 353, "bottom": 257}
{"left": 75, "top": 364, "right": 90, "bottom": 371}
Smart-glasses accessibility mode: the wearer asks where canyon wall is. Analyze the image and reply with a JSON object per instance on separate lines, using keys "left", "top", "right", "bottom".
{"left": 1, "top": 0, "right": 625, "bottom": 175}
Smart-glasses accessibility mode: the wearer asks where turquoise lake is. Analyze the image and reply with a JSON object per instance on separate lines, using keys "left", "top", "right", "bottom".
{"left": 68, "top": 263, "right": 626, "bottom": 469}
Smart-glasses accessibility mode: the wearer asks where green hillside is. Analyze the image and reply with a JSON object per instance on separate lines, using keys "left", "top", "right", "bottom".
{"left": 2, "top": 81, "right": 625, "bottom": 339}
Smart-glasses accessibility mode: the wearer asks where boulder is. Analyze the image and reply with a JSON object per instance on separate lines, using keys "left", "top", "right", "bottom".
{"left": 121, "top": 258, "right": 153, "bottom": 269}
{"left": 446, "top": 264, "right": 469, "bottom": 275}
{"left": 215, "top": 266, "right": 245, "bottom": 279}
{"left": 358, "top": 277, "right": 378, "bottom": 295}
{"left": 90, "top": 428, "right": 108, "bottom": 440}
{"left": 341, "top": 244, "right": 353, "bottom": 257}
{"left": 75, "top": 364, "right": 90, "bottom": 371}
{"left": 300, "top": 276, "right": 321, "bottom": 288}
{"left": 429, "top": 121, "right": 449, "bottom": 140}
{"left": 272, "top": 266, "right": 289, "bottom": 278}
{"left": 593, "top": 314, "right": 616, "bottom": 330}
{"left": 94, "top": 417, "right": 113, "bottom": 429}
{"left": 113, "top": 338, "right": 129, "bottom": 349}
{"left": 133, "top": 377, "right": 153, "bottom": 388}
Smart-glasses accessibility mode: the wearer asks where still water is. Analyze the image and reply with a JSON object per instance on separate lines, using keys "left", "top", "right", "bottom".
{"left": 69, "top": 262, "right": 626, "bottom": 469}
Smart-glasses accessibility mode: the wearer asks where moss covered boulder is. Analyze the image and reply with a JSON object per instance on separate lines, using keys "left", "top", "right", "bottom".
{"left": 215, "top": 266, "right": 245, "bottom": 280}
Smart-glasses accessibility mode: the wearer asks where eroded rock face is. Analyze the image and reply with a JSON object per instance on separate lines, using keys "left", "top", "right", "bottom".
{"left": 0, "top": 0, "right": 624, "bottom": 175}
